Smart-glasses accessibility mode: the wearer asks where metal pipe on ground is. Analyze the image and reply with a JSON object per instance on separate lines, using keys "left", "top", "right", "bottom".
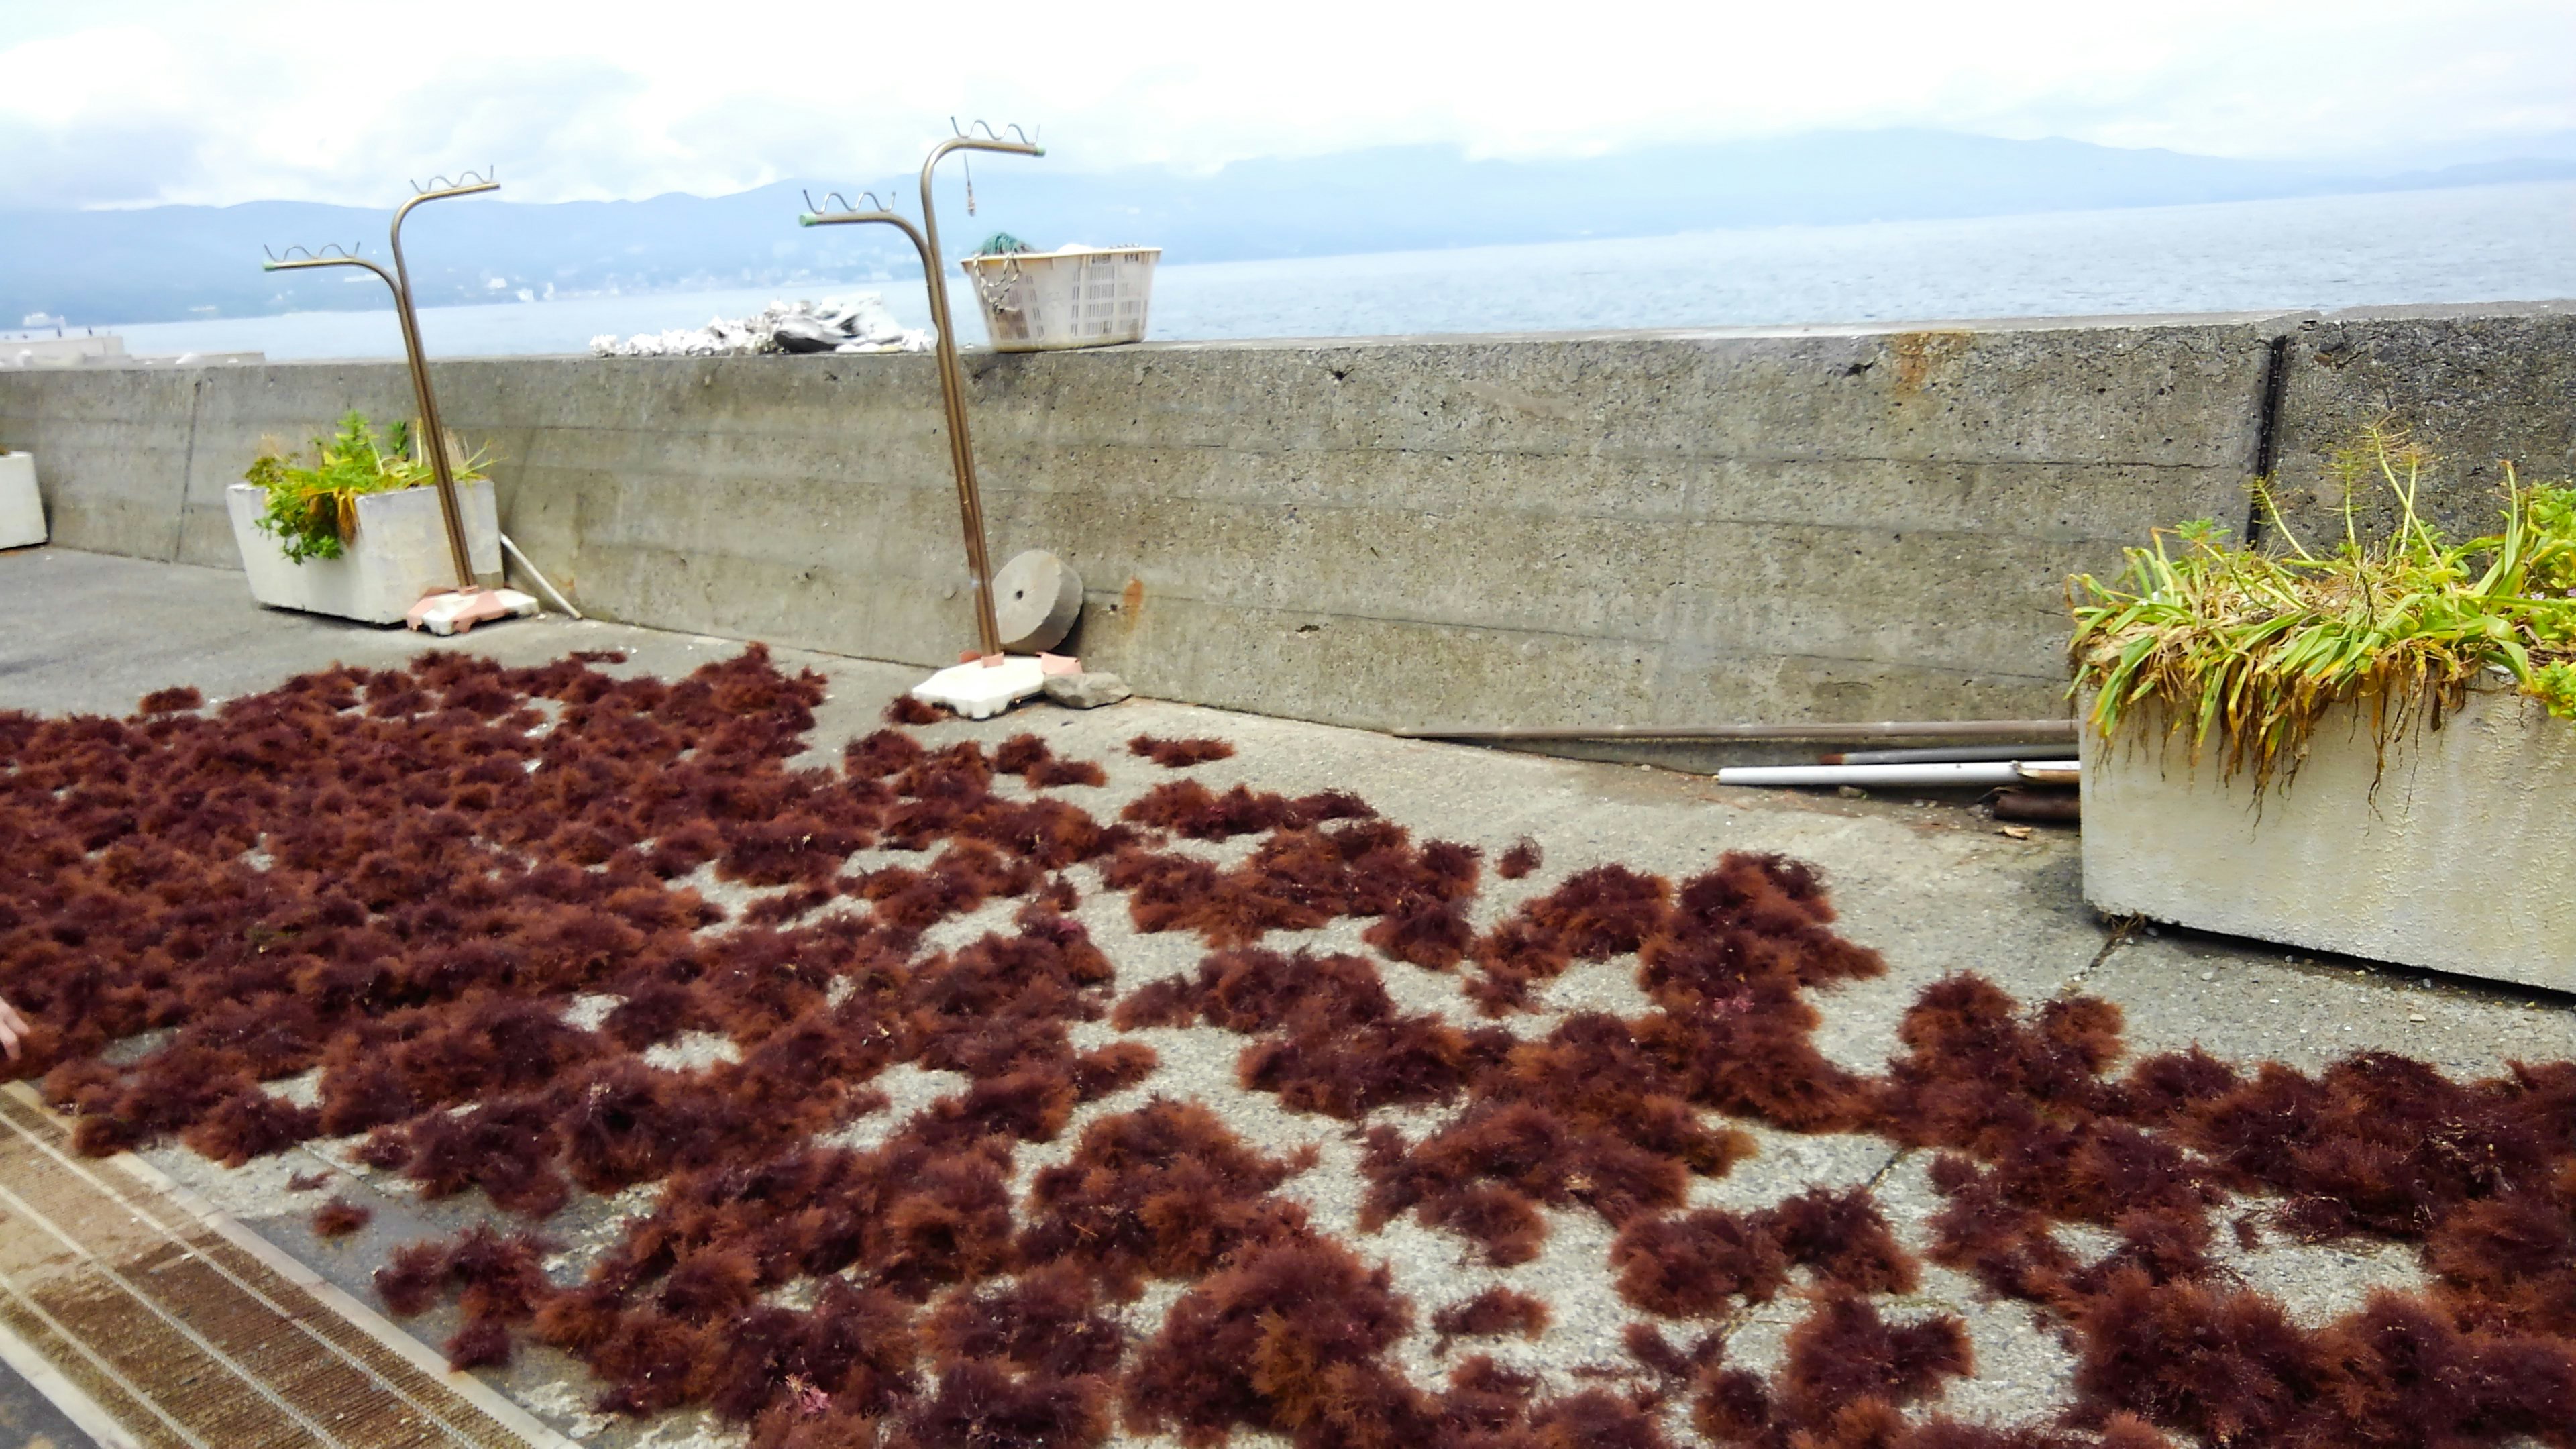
{"left": 1398, "top": 718, "right": 2077, "bottom": 744}
{"left": 1715, "top": 759, "right": 2079, "bottom": 788}
{"left": 1992, "top": 787, "right": 2082, "bottom": 823}
{"left": 1821, "top": 743, "right": 2073, "bottom": 765}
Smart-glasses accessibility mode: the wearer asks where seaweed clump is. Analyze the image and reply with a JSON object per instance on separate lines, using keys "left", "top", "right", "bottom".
{"left": 994, "top": 733, "right": 1108, "bottom": 789}
{"left": 1432, "top": 1287, "right": 1550, "bottom": 1350}
{"left": 313, "top": 1195, "right": 373, "bottom": 1238}
{"left": 886, "top": 694, "right": 949, "bottom": 726}
{"left": 1127, "top": 735, "right": 1236, "bottom": 768}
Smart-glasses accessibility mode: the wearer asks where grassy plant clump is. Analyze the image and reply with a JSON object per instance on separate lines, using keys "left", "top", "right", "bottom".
{"left": 2070, "top": 423, "right": 2576, "bottom": 792}
{"left": 244, "top": 411, "right": 484, "bottom": 564}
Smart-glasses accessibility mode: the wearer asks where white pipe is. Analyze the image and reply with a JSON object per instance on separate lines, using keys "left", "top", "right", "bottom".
{"left": 498, "top": 533, "right": 583, "bottom": 619}
{"left": 1717, "top": 760, "right": 2080, "bottom": 788}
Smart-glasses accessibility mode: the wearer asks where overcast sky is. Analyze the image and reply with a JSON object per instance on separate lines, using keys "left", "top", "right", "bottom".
{"left": 3, "top": 0, "right": 2571, "bottom": 210}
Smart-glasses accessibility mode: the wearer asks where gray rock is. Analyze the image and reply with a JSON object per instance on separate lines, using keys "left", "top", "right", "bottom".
{"left": 1044, "top": 672, "right": 1131, "bottom": 708}
{"left": 768, "top": 317, "right": 844, "bottom": 354}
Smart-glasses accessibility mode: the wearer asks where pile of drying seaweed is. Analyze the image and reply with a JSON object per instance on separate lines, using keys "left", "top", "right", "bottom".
{"left": 5, "top": 649, "right": 2575, "bottom": 1449}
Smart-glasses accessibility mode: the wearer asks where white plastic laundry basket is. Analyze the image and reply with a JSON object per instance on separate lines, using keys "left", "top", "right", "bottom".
{"left": 959, "top": 246, "right": 1159, "bottom": 352}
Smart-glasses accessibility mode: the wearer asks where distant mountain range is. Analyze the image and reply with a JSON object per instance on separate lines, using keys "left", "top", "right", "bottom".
{"left": 7, "top": 129, "right": 2575, "bottom": 328}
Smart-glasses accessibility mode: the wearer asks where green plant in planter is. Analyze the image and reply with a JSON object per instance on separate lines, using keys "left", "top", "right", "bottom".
{"left": 243, "top": 411, "right": 486, "bottom": 564}
{"left": 2069, "top": 423, "right": 2576, "bottom": 792}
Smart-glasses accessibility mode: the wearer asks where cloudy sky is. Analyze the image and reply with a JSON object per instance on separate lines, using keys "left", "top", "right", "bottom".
{"left": 3, "top": 0, "right": 2571, "bottom": 210}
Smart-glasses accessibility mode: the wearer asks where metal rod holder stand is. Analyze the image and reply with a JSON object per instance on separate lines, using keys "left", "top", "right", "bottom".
{"left": 262, "top": 170, "right": 499, "bottom": 596}
{"left": 801, "top": 123, "right": 1044, "bottom": 663}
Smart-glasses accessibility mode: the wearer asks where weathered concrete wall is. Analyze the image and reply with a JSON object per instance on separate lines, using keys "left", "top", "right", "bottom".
{"left": 0, "top": 366, "right": 201, "bottom": 561}
{"left": 2266, "top": 301, "right": 2576, "bottom": 544}
{"left": 16, "top": 305, "right": 2546, "bottom": 735}
{"left": 969, "top": 321, "right": 2277, "bottom": 735}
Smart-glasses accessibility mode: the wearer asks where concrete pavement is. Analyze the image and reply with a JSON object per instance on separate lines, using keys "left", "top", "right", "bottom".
{"left": 2, "top": 544, "right": 2568, "bottom": 1447}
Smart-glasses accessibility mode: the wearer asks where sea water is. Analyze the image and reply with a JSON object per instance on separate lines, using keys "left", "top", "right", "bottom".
{"left": 19, "top": 180, "right": 2572, "bottom": 363}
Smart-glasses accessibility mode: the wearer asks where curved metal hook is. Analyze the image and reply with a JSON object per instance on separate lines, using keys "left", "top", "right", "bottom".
{"left": 409, "top": 166, "right": 498, "bottom": 195}
{"left": 260, "top": 243, "right": 396, "bottom": 279}
{"left": 950, "top": 118, "right": 1036, "bottom": 146}
{"left": 264, "top": 242, "right": 365, "bottom": 263}
{"left": 804, "top": 188, "right": 902, "bottom": 216}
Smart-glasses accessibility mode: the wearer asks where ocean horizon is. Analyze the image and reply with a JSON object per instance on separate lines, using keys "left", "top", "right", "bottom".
{"left": 8, "top": 180, "right": 2571, "bottom": 363}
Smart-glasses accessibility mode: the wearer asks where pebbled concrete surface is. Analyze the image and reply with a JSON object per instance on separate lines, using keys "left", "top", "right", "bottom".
{"left": 3, "top": 545, "right": 2572, "bottom": 1448}
{"left": 0, "top": 1358, "right": 95, "bottom": 1449}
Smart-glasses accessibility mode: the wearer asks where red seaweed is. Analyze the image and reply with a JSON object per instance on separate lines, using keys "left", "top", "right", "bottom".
{"left": 313, "top": 1195, "right": 373, "bottom": 1238}
{"left": 9, "top": 647, "right": 2574, "bottom": 1449}
{"left": 1126, "top": 735, "right": 1236, "bottom": 768}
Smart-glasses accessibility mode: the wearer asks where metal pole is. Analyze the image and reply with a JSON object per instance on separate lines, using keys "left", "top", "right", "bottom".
{"left": 386, "top": 176, "right": 500, "bottom": 591}
{"left": 800, "top": 125, "right": 1042, "bottom": 663}
{"left": 1395, "top": 718, "right": 2080, "bottom": 743}
{"left": 800, "top": 199, "right": 993, "bottom": 655}
{"left": 914, "top": 136, "right": 1038, "bottom": 661}
{"left": 260, "top": 251, "right": 426, "bottom": 474}
{"left": 1820, "top": 742, "right": 2074, "bottom": 765}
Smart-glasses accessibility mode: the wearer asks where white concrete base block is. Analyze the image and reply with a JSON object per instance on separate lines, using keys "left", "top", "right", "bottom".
{"left": 408, "top": 587, "right": 540, "bottom": 636}
{"left": 2081, "top": 683, "right": 2576, "bottom": 989}
{"left": 0, "top": 453, "right": 44, "bottom": 549}
{"left": 228, "top": 481, "right": 502, "bottom": 625}
{"left": 913, "top": 657, "right": 1048, "bottom": 720}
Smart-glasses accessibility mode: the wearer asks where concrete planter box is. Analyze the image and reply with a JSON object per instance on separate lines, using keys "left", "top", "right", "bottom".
{"left": 0, "top": 451, "right": 43, "bottom": 549}
{"left": 2081, "top": 682, "right": 2576, "bottom": 989}
{"left": 227, "top": 480, "right": 501, "bottom": 625}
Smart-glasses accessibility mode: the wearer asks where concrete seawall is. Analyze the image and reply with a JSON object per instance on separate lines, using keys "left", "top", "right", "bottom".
{"left": 3, "top": 302, "right": 2569, "bottom": 741}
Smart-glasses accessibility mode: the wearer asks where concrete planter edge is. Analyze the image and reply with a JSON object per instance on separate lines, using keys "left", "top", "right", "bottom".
{"left": 0, "top": 451, "right": 44, "bottom": 549}
{"left": 226, "top": 481, "right": 503, "bottom": 625}
{"left": 2078, "top": 682, "right": 2576, "bottom": 989}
